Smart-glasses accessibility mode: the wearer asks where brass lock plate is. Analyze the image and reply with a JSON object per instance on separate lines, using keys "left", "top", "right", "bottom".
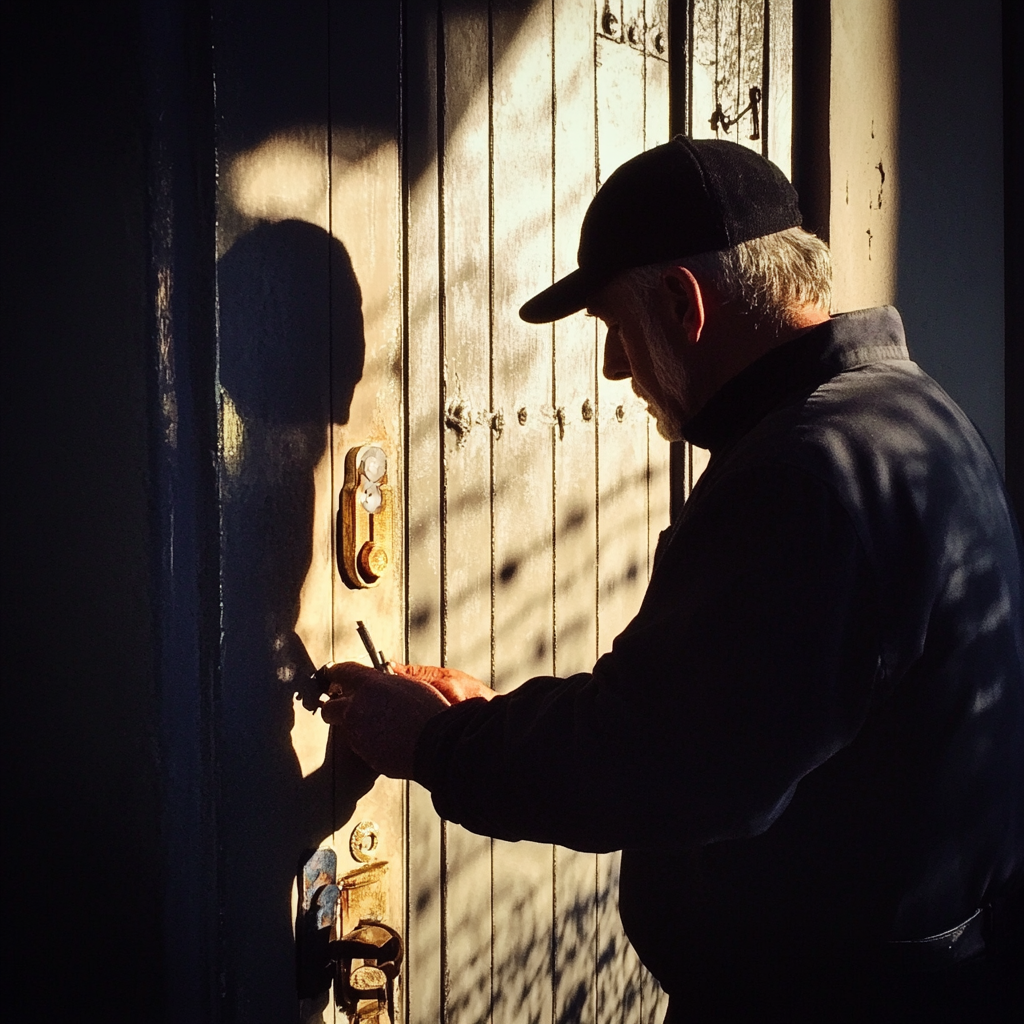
{"left": 338, "top": 860, "right": 389, "bottom": 937}
{"left": 339, "top": 444, "right": 393, "bottom": 589}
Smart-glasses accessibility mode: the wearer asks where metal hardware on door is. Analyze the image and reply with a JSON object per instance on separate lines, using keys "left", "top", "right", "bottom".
{"left": 339, "top": 444, "right": 394, "bottom": 589}
{"left": 299, "top": 849, "right": 404, "bottom": 1022}
{"left": 330, "top": 921, "right": 404, "bottom": 1024}
{"left": 709, "top": 86, "right": 762, "bottom": 140}
{"left": 330, "top": 861, "right": 402, "bottom": 1024}
{"left": 349, "top": 820, "right": 382, "bottom": 864}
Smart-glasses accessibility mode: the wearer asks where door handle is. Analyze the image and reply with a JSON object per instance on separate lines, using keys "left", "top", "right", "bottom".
{"left": 338, "top": 444, "right": 394, "bottom": 588}
{"left": 330, "top": 921, "right": 404, "bottom": 1023}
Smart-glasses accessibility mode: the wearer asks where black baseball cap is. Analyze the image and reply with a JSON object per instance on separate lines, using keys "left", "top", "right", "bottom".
{"left": 519, "top": 136, "right": 802, "bottom": 324}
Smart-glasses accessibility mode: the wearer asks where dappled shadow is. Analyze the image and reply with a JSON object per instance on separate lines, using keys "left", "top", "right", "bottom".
{"left": 408, "top": 846, "right": 665, "bottom": 1024}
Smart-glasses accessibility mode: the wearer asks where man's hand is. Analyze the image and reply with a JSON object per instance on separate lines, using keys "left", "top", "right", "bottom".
{"left": 389, "top": 662, "right": 496, "bottom": 704}
{"left": 319, "top": 662, "right": 452, "bottom": 779}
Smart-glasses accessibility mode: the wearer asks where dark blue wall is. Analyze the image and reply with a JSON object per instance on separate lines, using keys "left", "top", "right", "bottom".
{"left": 897, "top": 0, "right": 1006, "bottom": 469}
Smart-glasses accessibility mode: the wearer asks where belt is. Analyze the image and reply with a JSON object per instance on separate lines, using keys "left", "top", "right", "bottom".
{"left": 883, "top": 907, "right": 986, "bottom": 973}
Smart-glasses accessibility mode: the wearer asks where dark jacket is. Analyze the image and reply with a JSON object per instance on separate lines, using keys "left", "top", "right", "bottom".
{"left": 413, "top": 307, "right": 1024, "bottom": 1009}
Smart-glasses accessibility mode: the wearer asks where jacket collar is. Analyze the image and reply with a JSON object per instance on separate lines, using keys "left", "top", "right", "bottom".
{"left": 681, "top": 306, "right": 909, "bottom": 453}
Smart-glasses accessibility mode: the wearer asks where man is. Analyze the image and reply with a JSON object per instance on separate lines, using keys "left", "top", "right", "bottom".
{"left": 322, "top": 138, "right": 1022, "bottom": 1020}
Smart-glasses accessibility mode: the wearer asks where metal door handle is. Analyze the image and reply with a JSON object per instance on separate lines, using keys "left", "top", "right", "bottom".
{"left": 330, "top": 921, "right": 404, "bottom": 1023}
{"left": 339, "top": 444, "right": 394, "bottom": 588}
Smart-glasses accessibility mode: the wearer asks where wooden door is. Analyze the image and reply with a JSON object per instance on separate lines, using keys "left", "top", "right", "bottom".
{"left": 678, "top": 0, "right": 793, "bottom": 491}
{"left": 404, "top": 2, "right": 671, "bottom": 1021}
{"left": 214, "top": 2, "right": 406, "bottom": 1021}
{"left": 207, "top": 2, "right": 792, "bottom": 1020}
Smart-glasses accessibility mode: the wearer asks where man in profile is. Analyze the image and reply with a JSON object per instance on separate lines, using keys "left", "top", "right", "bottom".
{"left": 321, "top": 137, "right": 1022, "bottom": 1021}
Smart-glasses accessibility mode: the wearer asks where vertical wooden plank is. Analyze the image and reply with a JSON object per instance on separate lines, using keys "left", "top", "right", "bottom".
{"left": 715, "top": 1, "right": 742, "bottom": 143}
{"left": 595, "top": 24, "right": 649, "bottom": 1024}
{"left": 552, "top": 0, "right": 600, "bottom": 1020}
{"left": 489, "top": 4, "right": 557, "bottom": 1022}
{"left": 737, "top": 0, "right": 765, "bottom": 153}
{"left": 404, "top": 1, "right": 445, "bottom": 1020}
{"left": 692, "top": 1, "right": 765, "bottom": 150}
{"left": 326, "top": 1, "right": 407, "bottom": 1019}
{"left": 440, "top": 5, "right": 494, "bottom": 1021}
{"left": 643, "top": 0, "right": 672, "bottom": 582}
{"left": 690, "top": 0, "right": 720, "bottom": 141}
{"left": 767, "top": 0, "right": 793, "bottom": 177}
{"left": 213, "top": 1, "right": 335, "bottom": 1017}
{"left": 640, "top": 8, "right": 672, "bottom": 1020}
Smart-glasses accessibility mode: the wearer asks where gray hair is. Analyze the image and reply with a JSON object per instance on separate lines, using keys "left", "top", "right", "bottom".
{"left": 625, "top": 226, "right": 832, "bottom": 325}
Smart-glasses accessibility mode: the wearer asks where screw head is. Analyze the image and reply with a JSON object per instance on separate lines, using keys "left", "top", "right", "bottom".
{"left": 359, "top": 542, "right": 389, "bottom": 582}
{"left": 615, "top": 404, "right": 625, "bottom": 422}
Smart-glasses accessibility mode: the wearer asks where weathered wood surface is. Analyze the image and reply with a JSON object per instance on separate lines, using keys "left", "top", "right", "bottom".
{"left": 208, "top": 1, "right": 788, "bottom": 1019}
{"left": 438, "top": 7, "right": 496, "bottom": 1022}
{"left": 691, "top": 0, "right": 764, "bottom": 151}
{"left": 214, "top": 2, "right": 336, "bottom": 1019}
{"left": 215, "top": 3, "right": 407, "bottom": 1022}
{"left": 404, "top": 4, "right": 445, "bottom": 1021}
{"left": 490, "top": 3, "right": 556, "bottom": 1022}
{"left": 767, "top": 0, "right": 794, "bottom": 175}
{"left": 552, "top": 2, "right": 600, "bottom": 1019}
{"left": 325, "top": 4, "right": 407, "bottom": 1020}
{"left": 595, "top": 17, "right": 661, "bottom": 1024}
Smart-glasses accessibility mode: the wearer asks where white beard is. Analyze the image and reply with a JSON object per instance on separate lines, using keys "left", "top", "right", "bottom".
{"left": 635, "top": 307, "right": 689, "bottom": 442}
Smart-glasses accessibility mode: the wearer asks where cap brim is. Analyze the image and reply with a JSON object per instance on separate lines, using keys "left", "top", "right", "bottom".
{"left": 519, "top": 267, "right": 604, "bottom": 324}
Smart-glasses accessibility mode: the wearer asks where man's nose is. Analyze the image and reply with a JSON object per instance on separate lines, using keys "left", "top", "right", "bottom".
{"left": 602, "top": 327, "right": 631, "bottom": 381}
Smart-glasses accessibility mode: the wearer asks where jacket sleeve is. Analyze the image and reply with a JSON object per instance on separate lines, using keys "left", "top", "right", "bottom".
{"left": 412, "top": 461, "right": 882, "bottom": 852}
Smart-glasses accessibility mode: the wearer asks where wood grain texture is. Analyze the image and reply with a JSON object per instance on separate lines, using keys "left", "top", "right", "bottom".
{"left": 595, "top": 30, "right": 651, "bottom": 1024}
{"left": 644, "top": 0, "right": 672, "bottom": 593}
{"left": 490, "top": 3, "right": 557, "bottom": 1023}
{"left": 552, "top": 0, "right": 600, "bottom": 1020}
{"left": 404, "top": 2, "right": 445, "bottom": 1020}
{"left": 213, "top": 2, "right": 335, "bottom": 1017}
{"left": 186, "top": 2, "right": 791, "bottom": 1020}
{"left": 440, "top": 7, "right": 495, "bottom": 1021}
{"left": 324, "top": 7, "right": 407, "bottom": 1023}
{"left": 767, "top": 0, "right": 794, "bottom": 176}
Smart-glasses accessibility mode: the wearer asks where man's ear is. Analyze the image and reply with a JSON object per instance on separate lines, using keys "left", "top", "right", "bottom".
{"left": 660, "top": 265, "right": 705, "bottom": 344}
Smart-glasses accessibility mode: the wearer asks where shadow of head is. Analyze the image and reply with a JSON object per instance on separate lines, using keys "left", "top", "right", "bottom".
{"left": 218, "top": 218, "right": 365, "bottom": 436}
{"left": 214, "top": 219, "right": 366, "bottom": 684}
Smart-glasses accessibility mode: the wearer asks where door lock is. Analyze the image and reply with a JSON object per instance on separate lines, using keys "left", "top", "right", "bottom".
{"left": 339, "top": 444, "right": 394, "bottom": 589}
{"left": 330, "top": 921, "right": 403, "bottom": 1023}
{"left": 298, "top": 850, "right": 404, "bottom": 1023}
